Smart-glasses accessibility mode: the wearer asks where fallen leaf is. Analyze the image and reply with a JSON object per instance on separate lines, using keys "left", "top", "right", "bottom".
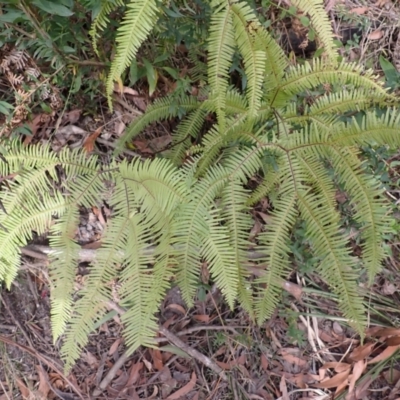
{"left": 15, "top": 377, "right": 30, "bottom": 399}
{"left": 36, "top": 365, "right": 51, "bottom": 398}
{"left": 261, "top": 353, "right": 269, "bottom": 371}
{"left": 382, "top": 281, "right": 397, "bottom": 295}
{"left": 108, "top": 338, "right": 122, "bottom": 355}
{"left": 126, "top": 362, "right": 143, "bottom": 386}
{"left": 62, "top": 109, "right": 81, "bottom": 125}
{"left": 166, "top": 371, "right": 196, "bottom": 399}
{"left": 347, "top": 360, "right": 367, "bottom": 395}
{"left": 350, "top": 7, "right": 369, "bottom": 14}
{"left": 314, "top": 369, "right": 350, "bottom": 389}
{"left": 113, "top": 83, "right": 139, "bottom": 96}
{"left": 383, "top": 368, "right": 400, "bottom": 384}
{"left": 280, "top": 348, "right": 307, "bottom": 367}
{"left": 279, "top": 375, "right": 289, "bottom": 400}
{"left": 193, "top": 314, "right": 210, "bottom": 323}
{"left": 165, "top": 303, "right": 186, "bottom": 315}
{"left": 83, "top": 127, "right": 102, "bottom": 153}
{"left": 282, "top": 281, "right": 302, "bottom": 300}
{"left": 385, "top": 336, "right": 400, "bottom": 346}
{"left": 355, "top": 375, "right": 373, "bottom": 399}
{"left": 368, "top": 345, "right": 400, "bottom": 364}
{"left": 348, "top": 342, "right": 376, "bottom": 362}
{"left": 373, "top": 327, "right": 400, "bottom": 338}
{"left": 368, "top": 30, "right": 384, "bottom": 40}
{"left": 150, "top": 348, "right": 164, "bottom": 371}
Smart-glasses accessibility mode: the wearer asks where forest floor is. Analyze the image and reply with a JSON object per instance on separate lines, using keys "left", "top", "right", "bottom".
{"left": 1, "top": 0, "right": 400, "bottom": 399}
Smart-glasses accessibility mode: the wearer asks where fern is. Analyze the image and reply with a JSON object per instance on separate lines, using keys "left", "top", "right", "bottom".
{"left": 1, "top": 0, "right": 400, "bottom": 372}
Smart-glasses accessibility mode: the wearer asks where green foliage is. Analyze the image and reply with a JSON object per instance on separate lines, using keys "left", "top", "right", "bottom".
{"left": 1, "top": 0, "right": 400, "bottom": 373}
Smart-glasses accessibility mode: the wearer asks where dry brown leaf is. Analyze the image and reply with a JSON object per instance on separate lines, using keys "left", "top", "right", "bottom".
{"left": 321, "top": 362, "right": 352, "bottom": 373}
{"left": 83, "top": 126, "right": 102, "bottom": 153}
{"left": 36, "top": 365, "right": 51, "bottom": 398}
{"left": 368, "top": 345, "right": 400, "bottom": 364}
{"left": 349, "top": 7, "right": 369, "bottom": 14}
{"left": 82, "top": 351, "right": 98, "bottom": 369}
{"left": 348, "top": 342, "right": 376, "bottom": 362}
{"left": 126, "top": 362, "right": 143, "bottom": 386}
{"left": 148, "top": 385, "right": 159, "bottom": 399}
{"left": 325, "top": 0, "right": 338, "bottom": 12}
{"left": 166, "top": 371, "right": 196, "bottom": 399}
{"left": 165, "top": 303, "right": 186, "bottom": 315}
{"left": 282, "top": 281, "right": 302, "bottom": 300}
{"left": 216, "top": 353, "right": 247, "bottom": 370}
{"left": 314, "top": 369, "right": 350, "bottom": 389}
{"left": 382, "top": 281, "right": 397, "bottom": 295}
{"left": 383, "top": 369, "right": 400, "bottom": 384}
{"left": 15, "top": 377, "right": 30, "bottom": 399}
{"left": 108, "top": 338, "right": 122, "bottom": 355}
{"left": 348, "top": 360, "right": 367, "bottom": 395}
{"left": 280, "top": 349, "right": 307, "bottom": 367}
{"left": 373, "top": 327, "right": 400, "bottom": 338}
{"left": 368, "top": 30, "right": 384, "bottom": 40}
{"left": 261, "top": 353, "right": 269, "bottom": 371}
{"left": 355, "top": 375, "right": 373, "bottom": 399}
{"left": 386, "top": 336, "right": 400, "bottom": 346}
{"left": 113, "top": 83, "right": 139, "bottom": 96}
{"left": 193, "top": 314, "right": 210, "bottom": 323}
{"left": 150, "top": 348, "right": 164, "bottom": 371}
{"left": 143, "top": 358, "right": 153, "bottom": 372}
{"left": 279, "top": 375, "right": 289, "bottom": 400}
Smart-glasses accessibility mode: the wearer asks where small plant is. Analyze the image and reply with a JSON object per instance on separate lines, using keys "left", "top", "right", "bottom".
{"left": 0, "top": 0, "right": 399, "bottom": 372}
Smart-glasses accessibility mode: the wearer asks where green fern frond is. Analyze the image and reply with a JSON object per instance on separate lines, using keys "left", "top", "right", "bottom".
{"left": 255, "top": 188, "right": 298, "bottom": 323}
{"left": 297, "top": 187, "right": 366, "bottom": 333}
{"left": 326, "top": 147, "right": 390, "bottom": 281}
{"left": 116, "top": 95, "right": 199, "bottom": 155}
{"left": 89, "top": 0, "right": 125, "bottom": 56}
{"left": 231, "top": 2, "right": 266, "bottom": 117}
{"left": 207, "top": 2, "right": 236, "bottom": 130}
{"left": 167, "top": 108, "right": 207, "bottom": 166}
{"left": 290, "top": 0, "right": 337, "bottom": 62}
{"left": 273, "top": 60, "right": 391, "bottom": 106}
{"left": 106, "top": 0, "right": 159, "bottom": 106}
{"left": 332, "top": 109, "right": 400, "bottom": 148}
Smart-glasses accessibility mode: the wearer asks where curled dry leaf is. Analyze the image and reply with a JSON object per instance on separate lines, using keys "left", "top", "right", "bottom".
{"left": 282, "top": 281, "right": 302, "bottom": 300}
{"left": 165, "top": 303, "right": 186, "bottom": 315}
{"left": 350, "top": 7, "right": 369, "bottom": 14}
{"left": 113, "top": 83, "right": 139, "bottom": 96}
{"left": 348, "top": 342, "right": 376, "bottom": 362}
{"left": 166, "top": 371, "right": 196, "bottom": 399}
{"left": 314, "top": 368, "right": 351, "bottom": 389}
{"left": 368, "top": 30, "right": 384, "bottom": 40}
{"left": 368, "top": 345, "right": 400, "bottom": 364}
{"left": 83, "top": 127, "right": 102, "bottom": 153}
{"left": 348, "top": 360, "right": 367, "bottom": 395}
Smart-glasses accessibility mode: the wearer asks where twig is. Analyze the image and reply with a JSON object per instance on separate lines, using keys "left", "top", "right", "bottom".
{"left": 0, "top": 334, "right": 85, "bottom": 400}
{"left": 22, "top": 244, "right": 266, "bottom": 264}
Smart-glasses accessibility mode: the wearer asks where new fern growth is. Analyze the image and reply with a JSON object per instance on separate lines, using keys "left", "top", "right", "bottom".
{"left": 0, "top": 0, "right": 399, "bottom": 371}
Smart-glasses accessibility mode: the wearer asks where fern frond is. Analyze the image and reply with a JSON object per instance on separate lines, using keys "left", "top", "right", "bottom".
{"left": 326, "top": 147, "right": 390, "bottom": 281}
{"left": 174, "top": 165, "right": 230, "bottom": 305}
{"left": 231, "top": 2, "right": 266, "bottom": 117}
{"left": 89, "top": 0, "right": 125, "bottom": 56}
{"left": 290, "top": 0, "right": 337, "bottom": 62}
{"left": 255, "top": 188, "right": 298, "bottom": 323}
{"left": 106, "top": 0, "right": 159, "bottom": 106}
{"left": 297, "top": 187, "right": 366, "bottom": 333}
{"left": 167, "top": 108, "right": 207, "bottom": 166}
{"left": 116, "top": 95, "right": 199, "bottom": 155}
{"left": 207, "top": 2, "right": 236, "bottom": 130}
{"left": 331, "top": 109, "right": 400, "bottom": 148}
{"left": 272, "top": 60, "right": 391, "bottom": 106}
